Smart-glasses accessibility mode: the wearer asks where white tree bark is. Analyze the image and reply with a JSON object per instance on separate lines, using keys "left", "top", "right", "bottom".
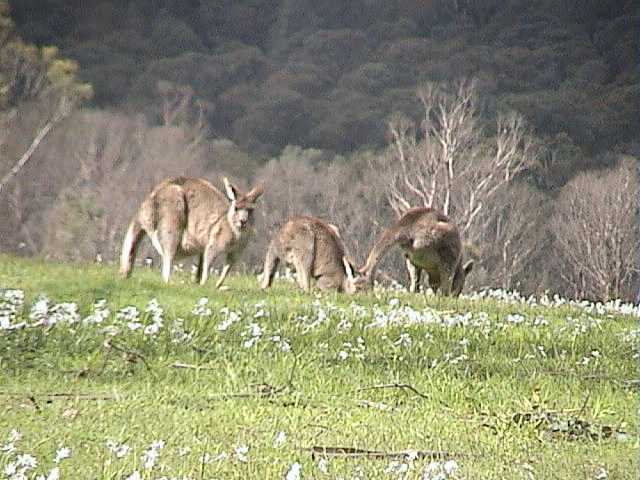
{"left": 0, "top": 96, "right": 72, "bottom": 194}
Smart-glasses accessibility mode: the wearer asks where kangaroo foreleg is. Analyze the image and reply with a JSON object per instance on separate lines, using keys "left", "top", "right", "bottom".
{"left": 215, "top": 261, "right": 233, "bottom": 289}
{"left": 438, "top": 268, "right": 454, "bottom": 296}
{"left": 200, "top": 243, "right": 219, "bottom": 285}
{"left": 405, "top": 256, "right": 422, "bottom": 293}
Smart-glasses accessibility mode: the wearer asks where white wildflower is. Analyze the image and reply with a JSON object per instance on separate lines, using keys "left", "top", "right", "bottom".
{"left": 234, "top": 444, "right": 249, "bottom": 462}
{"left": 285, "top": 462, "right": 302, "bottom": 480}
{"left": 213, "top": 451, "right": 228, "bottom": 461}
{"left": 384, "top": 460, "right": 409, "bottom": 475}
{"left": 16, "top": 453, "right": 37, "bottom": 469}
{"left": 270, "top": 335, "right": 292, "bottom": 352}
{"left": 142, "top": 439, "right": 165, "bottom": 469}
{"left": 1, "top": 442, "right": 16, "bottom": 454}
{"left": 443, "top": 460, "right": 458, "bottom": 475}
{"left": 170, "top": 318, "right": 193, "bottom": 344}
{"left": 47, "top": 302, "right": 80, "bottom": 325}
{"left": 125, "top": 471, "right": 142, "bottom": 480}
{"left": 151, "top": 440, "right": 165, "bottom": 450}
{"left": 506, "top": 313, "right": 525, "bottom": 324}
{"left": 317, "top": 458, "right": 329, "bottom": 474}
{"left": 106, "top": 440, "right": 131, "bottom": 459}
{"left": 4, "top": 463, "right": 17, "bottom": 476}
{"left": 54, "top": 446, "right": 71, "bottom": 463}
{"left": 337, "top": 318, "right": 352, "bottom": 332}
{"left": 394, "top": 332, "right": 412, "bottom": 348}
{"left": 144, "top": 323, "right": 161, "bottom": 335}
{"left": 83, "top": 299, "right": 111, "bottom": 324}
{"left": 127, "top": 321, "right": 142, "bottom": 331}
{"left": 29, "top": 296, "right": 50, "bottom": 325}
{"left": 200, "top": 453, "right": 213, "bottom": 464}
{"left": 192, "top": 297, "right": 212, "bottom": 317}
{"left": 36, "top": 467, "right": 60, "bottom": 480}
{"left": 273, "top": 431, "right": 287, "bottom": 447}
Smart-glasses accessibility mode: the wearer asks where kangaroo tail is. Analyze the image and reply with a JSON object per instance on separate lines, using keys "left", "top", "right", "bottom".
{"left": 120, "top": 217, "right": 144, "bottom": 278}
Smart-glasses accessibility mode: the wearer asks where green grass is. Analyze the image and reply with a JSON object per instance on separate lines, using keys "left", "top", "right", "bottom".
{"left": 0, "top": 254, "right": 637, "bottom": 479}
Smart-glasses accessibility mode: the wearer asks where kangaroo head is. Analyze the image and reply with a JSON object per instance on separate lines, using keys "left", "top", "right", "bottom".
{"left": 342, "top": 257, "right": 370, "bottom": 294}
{"left": 452, "top": 260, "right": 474, "bottom": 296}
{"left": 223, "top": 178, "right": 264, "bottom": 235}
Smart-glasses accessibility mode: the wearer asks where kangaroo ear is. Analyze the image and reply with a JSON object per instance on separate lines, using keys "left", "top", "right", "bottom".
{"left": 343, "top": 257, "right": 354, "bottom": 280}
{"left": 463, "top": 260, "right": 474, "bottom": 275}
{"left": 244, "top": 182, "right": 265, "bottom": 203}
{"left": 222, "top": 177, "right": 238, "bottom": 202}
{"left": 327, "top": 223, "right": 341, "bottom": 237}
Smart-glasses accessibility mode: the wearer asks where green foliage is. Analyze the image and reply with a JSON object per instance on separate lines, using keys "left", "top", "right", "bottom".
{"left": 0, "top": 1, "right": 92, "bottom": 110}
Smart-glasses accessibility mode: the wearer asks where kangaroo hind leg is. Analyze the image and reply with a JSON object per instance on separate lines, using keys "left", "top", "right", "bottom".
{"left": 156, "top": 188, "right": 186, "bottom": 284}
{"left": 293, "top": 233, "right": 314, "bottom": 293}
{"left": 261, "top": 239, "right": 281, "bottom": 289}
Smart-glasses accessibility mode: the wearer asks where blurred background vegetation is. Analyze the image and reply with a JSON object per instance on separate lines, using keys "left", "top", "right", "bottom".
{"left": 0, "top": 0, "right": 638, "bottom": 301}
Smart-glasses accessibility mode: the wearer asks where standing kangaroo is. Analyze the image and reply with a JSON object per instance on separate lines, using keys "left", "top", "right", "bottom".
{"left": 359, "top": 207, "right": 473, "bottom": 296}
{"left": 120, "top": 176, "right": 264, "bottom": 287}
{"left": 261, "top": 216, "right": 369, "bottom": 294}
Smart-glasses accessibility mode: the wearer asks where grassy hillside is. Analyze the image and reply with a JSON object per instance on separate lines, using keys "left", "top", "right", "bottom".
{"left": 0, "top": 255, "right": 637, "bottom": 479}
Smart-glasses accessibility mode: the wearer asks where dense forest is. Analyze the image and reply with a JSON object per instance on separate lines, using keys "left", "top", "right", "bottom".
{"left": 10, "top": 0, "right": 639, "bottom": 169}
{"left": 1, "top": 0, "right": 638, "bottom": 301}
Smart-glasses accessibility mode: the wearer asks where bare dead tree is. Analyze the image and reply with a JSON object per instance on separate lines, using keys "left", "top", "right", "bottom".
{"left": 157, "top": 80, "right": 194, "bottom": 127}
{"left": 156, "top": 80, "right": 209, "bottom": 156}
{"left": 0, "top": 28, "right": 92, "bottom": 195}
{"left": 473, "top": 184, "right": 548, "bottom": 291}
{"left": 552, "top": 159, "right": 638, "bottom": 302}
{"left": 0, "top": 95, "right": 74, "bottom": 194}
{"left": 382, "top": 79, "right": 537, "bottom": 234}
{"left": 5, "top": 181, "right": 37, "bottom": 251}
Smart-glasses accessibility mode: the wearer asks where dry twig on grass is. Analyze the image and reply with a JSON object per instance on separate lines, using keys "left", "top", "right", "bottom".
{"left": 348, "top": 383, "right": 430, "bottom": 400}
{"left": 0, "top": 392, "right": 119, "bottom": 401}
{"left": 305, "top": 446, "right": 454, "bottom": 460}
{"left": 103, "top": 337, "right": 154, "bottom": 374}
{"left": 171, "top": 362, "right": 218, "bottom": 370}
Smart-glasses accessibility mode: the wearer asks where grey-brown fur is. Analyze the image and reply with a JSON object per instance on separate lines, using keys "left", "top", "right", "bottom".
{"left": 260, "top": 216, "right": 368, "bottom": 293}
{"left": 120, "top": 176, "right": 264, "bottom": 287}
{"left": 359, "top": 207, "right": 473, "bottom": 296}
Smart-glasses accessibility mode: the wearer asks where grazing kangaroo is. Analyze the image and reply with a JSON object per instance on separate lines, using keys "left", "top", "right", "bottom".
{"left": 359, "top": 207, "right": 473, "bottom": 296}
{"left": 261, "top": 216, "right": 369, "bottom": 294}
{"left": 120, "top": 176, "right": 264, "bottom": 287}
